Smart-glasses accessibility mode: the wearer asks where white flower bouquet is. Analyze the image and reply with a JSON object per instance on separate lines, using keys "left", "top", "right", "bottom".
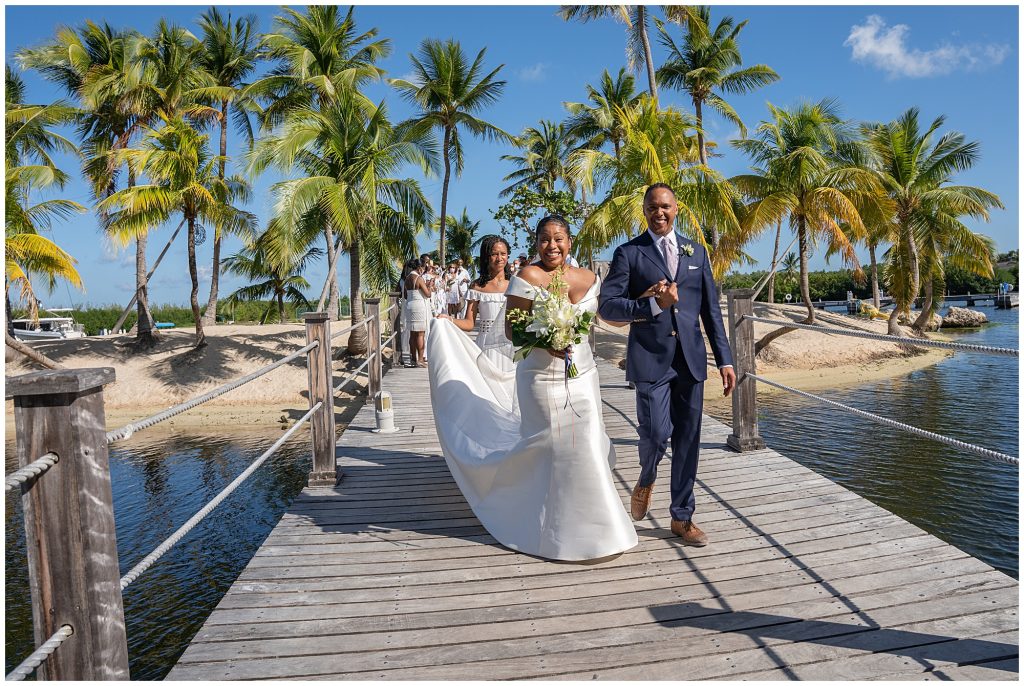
{"left": 505, "top": 269, "right": 594, "bottom": 378}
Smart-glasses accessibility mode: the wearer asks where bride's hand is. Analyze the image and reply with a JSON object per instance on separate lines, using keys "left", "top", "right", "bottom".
{"left": 435, "top": 313, "right": 450, "bottom": 320}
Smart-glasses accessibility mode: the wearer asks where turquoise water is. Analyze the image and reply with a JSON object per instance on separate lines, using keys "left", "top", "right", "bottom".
{"left": 717, "top": 306, "right": 1019, "bottom": 578}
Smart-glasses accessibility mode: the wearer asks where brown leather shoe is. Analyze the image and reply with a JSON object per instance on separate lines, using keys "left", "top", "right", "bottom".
{"left": 630, "top": 482, "right": 654, "bottom": 521}
{"left": 671, "top": 519, "right": 708, "bottom": 546}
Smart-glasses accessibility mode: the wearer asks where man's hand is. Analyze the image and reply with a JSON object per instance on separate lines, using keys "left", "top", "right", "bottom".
{"left": 655, "top": 281, "right": 678, "bottom": 309}
{"left": 639, "top": 279, "right": 667, "bottom": 299}
{"left": 720, "top": 366, "right": 736, "bottom": 397}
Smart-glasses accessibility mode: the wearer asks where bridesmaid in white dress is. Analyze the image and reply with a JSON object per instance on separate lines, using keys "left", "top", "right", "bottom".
{"left": 428, "top": 217, "right": 637, "bottom": 561}
{"left": 436, "top": 235, "right": 515, "bottom": 370}
{"left": 404, "top": 257, "right": 432, "bottom": 367}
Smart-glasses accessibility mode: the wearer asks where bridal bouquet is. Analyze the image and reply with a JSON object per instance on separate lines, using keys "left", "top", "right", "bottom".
{"left": 505, "top": 269, "right": 594, "bottom": 378}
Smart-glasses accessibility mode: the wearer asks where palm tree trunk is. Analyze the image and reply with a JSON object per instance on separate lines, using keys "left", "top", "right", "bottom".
{"left": 767, "top": 220, "right": 781, "bottom": 304}
{"left": 869, "top": 241, "right": 880, "bottom": 309}
{"left": 693, "top": 99, "right": 718, "bottom": 250}
{"left": 911, "top": 277, "right": 935, "bottom": 333}
{"left": 439, "top": 125, "right": 453, "bottom": 267}
{"left": 906, "top": 224, "right": 921, "bottom": 307}
{"left": 131, "top": 170, "right": 158, "bottom": 346}
{"left": 187, "top": 215, "right": 205, "bottom": 347}
{"left": 637, "top": 6, "right": 658, "bottom": 100}
{"left": 798, "top": 217, "right": 814, "bottom": 324}
{"left": 347, "top": 239, "right": 367, "bottom": 355}
{"left": 277, "top": 290, "right": 286, "bottom": 324}
{"left": 202, "top": 99, "right": 230, "bottom": 327}
{"left": 324, "top": 225, "right": 340, "bottom": 321}
{"left": 6, "top": 332, "right": 62, "bottom": 370}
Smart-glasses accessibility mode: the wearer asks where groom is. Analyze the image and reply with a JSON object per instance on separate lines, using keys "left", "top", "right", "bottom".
{"left": 598, "top": 183, "right": 736, "bottom": 546}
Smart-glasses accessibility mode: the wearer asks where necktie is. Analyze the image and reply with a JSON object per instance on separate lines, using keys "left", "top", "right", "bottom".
{"left": 662, "top": 236, "right": 676, "bottom": 276}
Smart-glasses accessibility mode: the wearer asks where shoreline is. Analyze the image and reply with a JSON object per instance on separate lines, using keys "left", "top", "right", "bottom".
{"left": 4, "top": 310, "right": 962, "bottom": 437}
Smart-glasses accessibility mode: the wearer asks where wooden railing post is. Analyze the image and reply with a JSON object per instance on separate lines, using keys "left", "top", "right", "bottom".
{"left": 365, "top": 298, "right": 382, "bottom": 401}
{"left": 389, "top": 291, "right": 402, "bottom": 369}
{"left": 303, "top": 312, "right": 338, "bottom": 487}
{"left": 7, "top": 368, "right": 130, "bottom": 680}
{"left": 725, "top": 289, "right": 766, "bottom": 452}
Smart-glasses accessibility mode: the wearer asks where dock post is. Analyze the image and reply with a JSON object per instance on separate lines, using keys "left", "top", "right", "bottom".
{"left": 304, "top": 312, "right": 338, "bottom": 487}
{"left": 366, "top": 298, "right": 382, "bottom": 402}
{"left": 724, "top": 289, "right": 766, "bottom": 452}
{"left": 389, "top": 291, "right": 403, "bottom": 368}
{"left": 7, "top": 368, "right": 130, "bottom": 679}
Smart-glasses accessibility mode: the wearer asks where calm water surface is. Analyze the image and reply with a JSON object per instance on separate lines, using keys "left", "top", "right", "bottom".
{"left": 5, "top": 428, "right": 312, "bottom": 679}
{"left": 707, "top": 306, "right": 1019, "bottom": 578}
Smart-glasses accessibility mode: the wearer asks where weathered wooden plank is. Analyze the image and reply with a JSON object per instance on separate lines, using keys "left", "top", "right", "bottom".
{"left": 169, "top": 359, "right": 1017, "bottom": 681}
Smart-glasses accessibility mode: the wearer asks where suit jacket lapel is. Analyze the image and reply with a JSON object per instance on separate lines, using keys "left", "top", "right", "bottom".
{"left": 638, "top": 232, "right": 675, "bottom": 281}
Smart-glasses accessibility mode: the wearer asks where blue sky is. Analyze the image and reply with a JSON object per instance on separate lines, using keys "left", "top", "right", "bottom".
{"left": 5, "top": 4, "right": 1019, "bottom": 309}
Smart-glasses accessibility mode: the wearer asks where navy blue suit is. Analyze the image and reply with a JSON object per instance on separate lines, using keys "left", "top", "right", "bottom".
{"left": 598, "top": 231, "right": 733, "bottom": 521}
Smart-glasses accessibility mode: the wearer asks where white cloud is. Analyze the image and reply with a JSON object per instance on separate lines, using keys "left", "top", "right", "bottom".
{"left": 844, "top": 15, "right": 1010, "bottom": 79}
{"left": 517, "top": 63, "right": 546, "bottom": 82}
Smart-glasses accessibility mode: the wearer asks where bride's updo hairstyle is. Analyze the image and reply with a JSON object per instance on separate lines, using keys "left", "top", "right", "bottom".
{"left": 476, "top": 234, "right": 512, "bottom": 288}
{"left": 535, "top": 214, "right": 571, "bottom": 242}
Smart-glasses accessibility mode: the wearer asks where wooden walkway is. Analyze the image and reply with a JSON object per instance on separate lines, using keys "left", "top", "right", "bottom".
{"left": 169, "top": 360, "right": 1018, "bottom": 680}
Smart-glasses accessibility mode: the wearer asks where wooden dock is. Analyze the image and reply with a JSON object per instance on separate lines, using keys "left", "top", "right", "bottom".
{"left": 169, "top": 360, "right": 1018, "bottom": 680}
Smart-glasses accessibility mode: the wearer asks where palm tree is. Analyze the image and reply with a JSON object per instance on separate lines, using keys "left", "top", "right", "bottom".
{"left": 563, "top": 68, "right": 640, "bottom": 160}
{"left": 732, "top": 99, "right": 881, "bottom": 325}
{"left": 558, "top": 5, "right": 658, "bottom": 99}
{"left": 861, "top": 108, "right": 1003, "bottom": 334}
{"left": 222, "top": 233, "right": 320, "bottom": 324}
{"left": 568, "top": 94, "right": 746, "bottom": 276}
{"left": 18, "top": 22, "right": 166, "bottom": 344}
{"left": 195, "top": 7, "right": 261, "bottom": 327}
{"left": 656, "top": 6, "right": 779, "bottom": 248}
{"left": 390, "top": 38, "right": 511, "bottom": 267}
{"left": 436, "top": 208, "right": 482, "bottom": 272}
{"left": 99, "top": 117, "right": 257, "bottom": 347}
{"left": 249, "top": 96, "right": 435, "bottom": 354}
{"left": 5, "top": 66, "right": 85, "bottom": 323}
{"left": 250, "top": 5, "right": 390, "bottom": 320}
{"left": 500, "top": 121, "right": 577, "bottom": 197}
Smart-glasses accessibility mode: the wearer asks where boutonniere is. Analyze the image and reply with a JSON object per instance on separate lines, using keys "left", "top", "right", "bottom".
{"left": 678, "top": 244, "right": 694, "bottom": 257}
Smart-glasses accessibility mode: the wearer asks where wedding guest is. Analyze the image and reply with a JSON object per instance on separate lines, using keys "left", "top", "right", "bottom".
{"left": 404, "top": 256, "right": 432, "bottom": 367}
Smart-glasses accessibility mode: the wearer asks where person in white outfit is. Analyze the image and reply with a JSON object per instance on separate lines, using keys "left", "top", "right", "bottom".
{"left": 404, "top": 256, "right": 432, "bottom": 367}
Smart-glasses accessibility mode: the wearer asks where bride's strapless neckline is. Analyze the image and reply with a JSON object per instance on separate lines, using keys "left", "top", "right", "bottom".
{"left": 508, "top": 274, "right": 600, "bottom": 305}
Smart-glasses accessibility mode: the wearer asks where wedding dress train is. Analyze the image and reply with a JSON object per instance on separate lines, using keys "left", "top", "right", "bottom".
{"left": 427, "top": 276, "right": 638, "bottom": 561}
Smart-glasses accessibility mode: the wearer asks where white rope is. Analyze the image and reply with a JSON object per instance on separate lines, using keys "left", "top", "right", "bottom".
{"left": 334, "top": 357, "right": 372, "bottom": 394}
{"left": 5, "top": 453, "right": 59, "bottom": 492}
{"left": 329, "top": 318, "right": 370, "bottom": 341}
{"left": 118, "top": 403, "right": 321, "bottom": 590}
{"left": 6, "top": 625, "right": 73, "bottom": 680}
{"left": 381, "top": 331, "right": 398, "bottom": 349}
{"left": 743, "top": 316, "right": 1018, "bottom": 358}
{"left": 105, "top": 341, "right": 319, "bottom": 443}
{"left": 747, "top": 373, "right": 1018, "bottom": 467}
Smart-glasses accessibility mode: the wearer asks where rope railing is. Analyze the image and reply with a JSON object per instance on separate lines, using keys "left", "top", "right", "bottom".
{"left": 6, "top": 625, "right": 73, "bottom": 681}
{"left": 746, "top": 372, "right": 1018, "bottom": 467}
{"left": 6, "top": 452, "right": 59, "bottom": 492}
{"left": 105, "top": 341, "right": 319, "bottom": 443}
{"left": 742, "top": 315, "right": 1019, "bottom": 358}
{"left": 334, "top": 357, "right": 373, "bottom": 394}
{"left": 381, "top": 331, "right": 398, "bottom": 350}
{"left": 119, "top": 402, "right": 321, "bottom": 591}
{"left": 329, "top": 317, "right": 370, "bottom": 341}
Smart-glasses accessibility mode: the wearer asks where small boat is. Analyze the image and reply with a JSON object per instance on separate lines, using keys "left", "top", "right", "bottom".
{"left": 11, "top": 309, "right": 86, "bottom": 341}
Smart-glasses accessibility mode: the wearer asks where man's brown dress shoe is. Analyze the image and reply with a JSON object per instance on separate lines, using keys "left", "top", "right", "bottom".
{"left": 630, "top": 482, "right": 653, "bottom": 521}
{"left": 671, "top": 519, "right": 708, "bottom": 546}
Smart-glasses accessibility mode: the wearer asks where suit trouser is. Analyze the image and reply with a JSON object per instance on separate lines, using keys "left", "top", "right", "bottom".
{"left": 634, "top": 346, "right": 704, "bottom": 521}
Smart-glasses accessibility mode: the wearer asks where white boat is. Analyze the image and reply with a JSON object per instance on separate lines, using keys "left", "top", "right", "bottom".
{"left": 11, "top": 308, "right": 86, "bottom": 341}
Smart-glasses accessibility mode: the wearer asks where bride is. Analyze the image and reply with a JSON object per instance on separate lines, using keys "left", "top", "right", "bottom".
{"left": 435, "top": 234, "right": 515, "bottom": 371}
{"left": 427, "top": 216, "right": 638, "bottom": 561}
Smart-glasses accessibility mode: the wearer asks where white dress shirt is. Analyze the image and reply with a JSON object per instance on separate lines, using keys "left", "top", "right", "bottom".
{"left": 643, "top": 230, "right": 732, "bottom": 371}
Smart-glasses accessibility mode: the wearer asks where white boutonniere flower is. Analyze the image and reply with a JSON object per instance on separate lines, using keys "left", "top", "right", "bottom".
{"left": 679, "top": 243, "right": 694, "bottom": 257}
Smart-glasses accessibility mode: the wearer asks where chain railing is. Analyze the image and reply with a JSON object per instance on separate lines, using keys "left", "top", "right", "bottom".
{"left": 723, "top": 288, "right": 1018, "bottom": 465}
{"left": 3, "top": 294, "right": 400, "bottom": 679}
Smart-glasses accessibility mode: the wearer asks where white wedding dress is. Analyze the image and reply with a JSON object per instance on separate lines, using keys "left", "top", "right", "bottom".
{"left": 427, "top": 276, "right": 638, "bottom": 561}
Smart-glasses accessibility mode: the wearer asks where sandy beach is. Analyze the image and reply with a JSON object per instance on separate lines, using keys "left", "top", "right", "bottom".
{"left": 5, "top": 303, "right": 952, "bottom": 435}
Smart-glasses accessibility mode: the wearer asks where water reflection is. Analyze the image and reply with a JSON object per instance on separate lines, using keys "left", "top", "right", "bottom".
{"left": 5, "top": 428, "right": 311, "bottom": 679}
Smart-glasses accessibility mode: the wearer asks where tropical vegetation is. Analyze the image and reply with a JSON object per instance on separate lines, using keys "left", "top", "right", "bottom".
{"left": 7, "top": 3, "right": 1006, "bottom": 359}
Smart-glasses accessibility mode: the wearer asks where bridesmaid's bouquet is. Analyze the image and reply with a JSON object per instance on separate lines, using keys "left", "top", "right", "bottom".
{"left": 505, "top": 270, "right": 594, "bottom": 378}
